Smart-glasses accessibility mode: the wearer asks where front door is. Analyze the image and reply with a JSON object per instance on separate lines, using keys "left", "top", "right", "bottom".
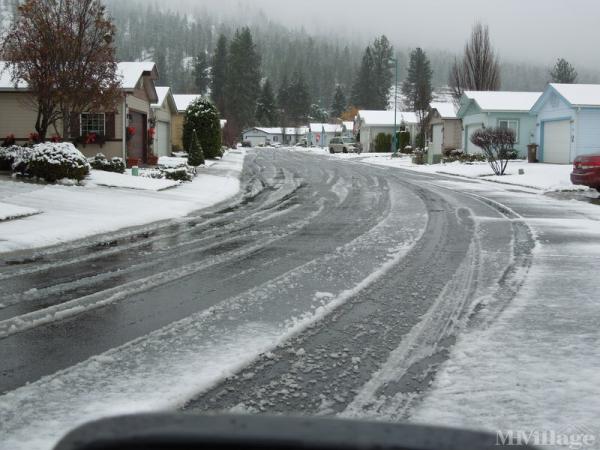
{"left": 128, "top": 111, "right": 147, "bottom": 163}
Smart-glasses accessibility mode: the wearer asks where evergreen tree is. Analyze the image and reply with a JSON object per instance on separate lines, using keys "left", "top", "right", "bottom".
{"left": 225, "top": 27, "right": 261, "bottom": 134}
{"left": 310, "top": 104, "right": 329, "bottom": 123}
{"left": 550, "top": 58, "right": 577, "bottom": 84}
{"left": 402, "top": 48, "right": 433, "bottom": 148}
{"left": 187, "top": 130, "right": 205, "bottom": 166}
{"left": 211, "top": 34, "right": 228, "bottom": 115}
{"left": 370, "top": 35, "right": 394, "bottom": 109}
{"left": 277, "top": 72, "right": 291, "bottom": 124}
{"left": 287, "top": 71, "right": 311, "bottom": 125}
{"left": 255, "top": 79, "right": 277, "bottom": 126}
{"left": 330, "top": 85, "right": 347, "bottom": 118}
{"left": 193, "top": 52, "right": 210, "bottom": 94}
{"left": 182, "top": 98, "right": 222, "bottom": 158}
{"left": 351, "top": 46, "right": 375, "bottom": 109}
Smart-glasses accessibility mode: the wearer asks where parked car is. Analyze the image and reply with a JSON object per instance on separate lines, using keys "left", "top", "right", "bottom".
{"left": 241, "top": 141, "right": 252, "bottom": 148}
{"left": 571, "top": 154, "right": 600, "bottom": 191}
{"left": 329, "top": 137, "right": 361, "bottom": 154}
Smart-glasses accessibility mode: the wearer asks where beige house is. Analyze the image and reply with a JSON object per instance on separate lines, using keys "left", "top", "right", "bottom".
{"left": 0, "top": 61, "right": 159, "bottom": 164}
{"left": 427, "top": 102, "right": 462, "bottom": 163}
{"left": 151, "top": 86, "right": 177, "bottom": 157}
{"left": 171, "top": 94, "right": 202, "bottom": 151}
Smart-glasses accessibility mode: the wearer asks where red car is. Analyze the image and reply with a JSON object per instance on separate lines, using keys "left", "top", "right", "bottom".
{"left": 571, "top": 154, "right": 600, "bottom": 192}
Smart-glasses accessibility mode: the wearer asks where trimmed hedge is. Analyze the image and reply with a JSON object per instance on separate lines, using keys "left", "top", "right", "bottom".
{"left": 27, "top": 143, "right": 90, "bottom": 182}
{"left": 0, "top": 145, "right": 33, "bottom": 174}
{"left": 89, "top": 153, "right": 126, "bottom": 173}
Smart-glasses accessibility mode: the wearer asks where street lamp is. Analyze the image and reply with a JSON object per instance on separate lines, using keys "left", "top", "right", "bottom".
{"left": 389, "top": 57, "right": 399, "bottom": 157}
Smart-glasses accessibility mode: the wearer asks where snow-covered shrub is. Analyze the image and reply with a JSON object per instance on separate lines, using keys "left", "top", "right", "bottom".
{"left": 0, "top": 145, "right": 33, "bottom": 174}
{"left": 163, "top": 167, "right": 193, "bottom": 182}
{"left": 182, "top": 98, "right": 221, "bottom": 158}
{"left": 442, "top": 149, "right": 486, "bottom": 164}
{"left": 411, "top": 148, "right": 427, "bottom": 165}
{"left": 27, "top": 142, "right": 90, "bottom": 182}
{"left": 139, "top": 168, "right": 165, "bottom": 179}
{"left": 187, "top": 131, "right": 205, "bottom": 166}
{"left": 88, "top": 153, "right": 125, "bottom": 173}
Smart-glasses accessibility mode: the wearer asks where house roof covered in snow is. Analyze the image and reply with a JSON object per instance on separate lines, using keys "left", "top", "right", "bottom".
{"left": 357, "top": 110, "right": 419, "bottom": 126}
{"left": 173, "top": 94, "right": 203, "bottom": 112}
{"left": 531, "top": 83, "right": 600, "bottom": 111}
{"left": 244, "top": 127, "right": 308, "bottom": 135}
{"left": 458, "top": 91, "right": 542, "bottom": 116}
{"left": 309, "top": 123, "right": 343, "bottom": 133}
{"left": 151, "top": 86, "right": 177, "bottom": 112}
{"left": 0, "top": 61, "right": 158, "bottom": 96}
{"left": 343, "top": 121, "right": 354, "bottom": 131}
{"left": 430, "top": 102, "right": 458, "bottom": 119}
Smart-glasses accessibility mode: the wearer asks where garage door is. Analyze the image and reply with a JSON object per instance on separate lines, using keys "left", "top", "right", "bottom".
{"left": 156, "top": 121, "right": 170, "bottom": 157}
{"left": 466, "top": 125, "right": 482, "bottom": 153}
{"left": 543, "top": 120, "right": 571, "bottom": 164}
{"left": 431, "top": 124, "right": 443, "bottom": 155}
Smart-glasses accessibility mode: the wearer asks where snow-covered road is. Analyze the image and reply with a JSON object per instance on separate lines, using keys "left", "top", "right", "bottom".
{"left": 1, "top": 149, "right": 600, "bottom": 450}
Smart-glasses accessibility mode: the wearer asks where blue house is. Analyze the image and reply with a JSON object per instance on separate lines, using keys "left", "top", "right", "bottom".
{"left": 530, "top": 84, "right": 600, "bottom": 163}
{"left": 457, "top": 91, "right": 542, "bottom": 157}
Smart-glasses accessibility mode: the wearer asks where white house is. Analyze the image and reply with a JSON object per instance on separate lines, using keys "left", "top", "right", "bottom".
{"left": 355, "top": 110, "right": 418, "bottom": 152}
{"left": 151, "top": 86, "right": 177, "bottom": 157}
{"left": 530, "top": 83, "right": 600, "bottom": 163}
{"left": 241, "top": 127, "right": 308, "bottom": 147}
{"left": 307, "top": 123, "right": 342, "bottom": 147}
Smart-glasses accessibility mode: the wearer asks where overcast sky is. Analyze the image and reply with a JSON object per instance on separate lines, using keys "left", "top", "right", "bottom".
{"left": 187, "top": 0, "right": 599, "bottom": 68}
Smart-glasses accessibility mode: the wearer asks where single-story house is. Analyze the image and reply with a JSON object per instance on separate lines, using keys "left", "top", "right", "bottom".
{"left": 530, "top": 83, "right": 600, "bottom": 164}
{"left": 241, "top": 127, "right": 308, "bottom": 147}
{"left": 151, "top": 86, "right": 177, "bottom": 157}
{"left": 307, "top": 123, "right": 344, "bottom": 147}
{"left": 171, "top": 94, "right": 202, "bottom": 151}
{"left": 355, "top": 110, "right": 418, "bottom": 152}
{"left": 457, "top": 91, "right": 542, "bottom": 157}
{"left": 427, "top": 102, "right": 461, "bottom": 163}
{"left": 0, "top": 61, "right": 159, "bottom": 163}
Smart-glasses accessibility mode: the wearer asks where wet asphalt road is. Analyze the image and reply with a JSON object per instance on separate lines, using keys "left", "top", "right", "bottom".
{"left": 0, "top": 149, "right": 534, "bottom": 418}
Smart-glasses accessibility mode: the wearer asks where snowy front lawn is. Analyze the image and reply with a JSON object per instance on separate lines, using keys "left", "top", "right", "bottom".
{"left": 0, "top": 151, "right": 245, "bottom": 253}
{"left": 355, "top": 154, "right": 586, "bottom": 192}
{"left": 0, "top": 201, "right": 40, "bottom": 222}
{"left": 87, "top": 169, "right": 180, "bottom": 191}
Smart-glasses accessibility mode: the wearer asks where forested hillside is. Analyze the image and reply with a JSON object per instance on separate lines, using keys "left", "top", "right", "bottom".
{"left": 2, "top": 0, "right": 600, "bottom": 108}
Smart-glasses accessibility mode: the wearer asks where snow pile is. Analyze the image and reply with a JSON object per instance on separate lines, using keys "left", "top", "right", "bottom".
{"left": 157, "top": 156, "right": 188, "bottom": 168}
{"left": 86, "top": 170, "right": 180, "bottom": 191}
{"left": 0, "top": 202, "right": 39, "bottom": 221}
{"left": 0, "top": 150, "right": 245, "bottom": 253}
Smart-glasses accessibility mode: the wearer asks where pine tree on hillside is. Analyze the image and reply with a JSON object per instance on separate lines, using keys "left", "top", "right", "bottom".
{"left": 330, "top": 85, "right": 347, "bottom": 118}
{"left": 277, "top": 72, "right": 291, "bottom": 124}
{"left": 255, "top": 79, "right": 277, "bottom": 126}
{"left": 402, "top": 48, "right": 432, "bottom": 148}
{"left": 550, "top": 58, "right": 577, "bottom": 84}
{"left": 371, "top": 35, "right": 394, "bottom": 109}
{"left": 287, "top": 71, "right": 311, "bottom": 125}
{"left": 211, "top": 34, "right": 228, "bottom": 115}
{"left": 194, "top": 52, "right": 210, "bottom": 94}
{"left": 187, "top": 130, "right": 205, "bottom": 166}
{"left": 225, "top": 27, "right": 261, "bottom": 135}
{"left": 351, "top": 46, "right": 375, "bottom": 109}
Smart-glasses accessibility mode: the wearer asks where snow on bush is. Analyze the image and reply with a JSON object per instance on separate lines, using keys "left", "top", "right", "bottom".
{"left": 0, "top": 145, "right": 34, "bottom": 174}
{"left": 28, "top": 142, "right": 90, "bottom": 182}
{"left": 88, "top": 153, "right": 125, "bottom": 173}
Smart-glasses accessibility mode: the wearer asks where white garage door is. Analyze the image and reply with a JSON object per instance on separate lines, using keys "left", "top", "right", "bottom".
{"left": 431, "top": 124, "right": 443, "bottom": 155}
{"left": 466, "top": 125, "right": 481, "bottom": 153}
{"left": 543, "top": 120, "right": 571, "bottom": 164}
{"left": 156, "top": 121, "right": 170, "bottom": 157}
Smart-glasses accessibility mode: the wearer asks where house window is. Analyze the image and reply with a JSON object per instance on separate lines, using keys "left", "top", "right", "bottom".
{"left": 273, "top": 136, "right": 278, "bottom": 142}
{"left": 497, "top": 119, "right": 519, "bottom": 142}
{"left": 81, "top": 113, "right": 105, "bottom": 136}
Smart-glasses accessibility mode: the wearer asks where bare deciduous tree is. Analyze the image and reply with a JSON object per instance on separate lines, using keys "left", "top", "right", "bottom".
{"left": 470, "top": 127, "right": 516, "bottom": 176}
{"left": 1, "top": 0, "right": 121, "bottom": 140}
{"left": 449, "top": 23, "right": 501, "bottom": 102}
